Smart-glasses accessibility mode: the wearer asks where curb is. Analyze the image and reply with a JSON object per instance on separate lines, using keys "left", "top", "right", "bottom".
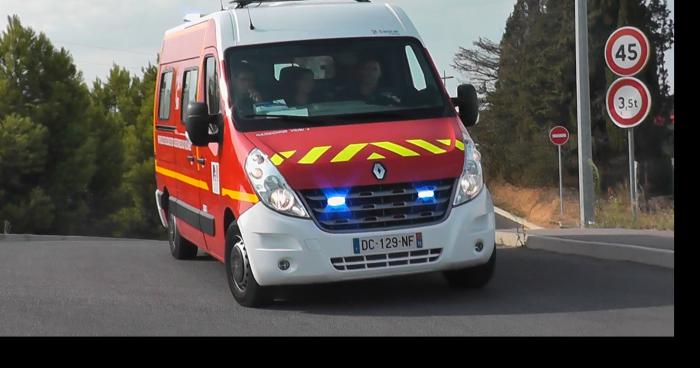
{"left": 494, "top": 207, "right": 543, "bottom": 230}
{"left": 525, "top": 234, "right": 674, "bottom": 269}
{"left": 495, "top": 229, "right": 528, "bottom": 248}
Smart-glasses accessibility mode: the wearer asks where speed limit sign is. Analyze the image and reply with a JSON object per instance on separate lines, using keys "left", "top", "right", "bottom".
{"left": 605, "top": 27, "right": 650, "bottom": 77}
{"left": 606, "top": 77, "right": 652, "bottom": 129}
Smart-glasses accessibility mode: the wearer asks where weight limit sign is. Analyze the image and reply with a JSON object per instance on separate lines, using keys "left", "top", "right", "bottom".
{"left": 606, "top": 77, "right": 652, "bottom": 129}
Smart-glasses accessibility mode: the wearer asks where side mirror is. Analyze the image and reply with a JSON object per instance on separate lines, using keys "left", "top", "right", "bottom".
{"left": 452, "top": 84, "right": 480, "bottom": 128}
{"left": 185, "top": 102, "right": 218, "bottom": 147}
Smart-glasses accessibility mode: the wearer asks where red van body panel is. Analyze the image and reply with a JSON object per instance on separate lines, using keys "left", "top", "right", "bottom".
{"left": 243, "top": 118, "right": 465, "bottom": 190}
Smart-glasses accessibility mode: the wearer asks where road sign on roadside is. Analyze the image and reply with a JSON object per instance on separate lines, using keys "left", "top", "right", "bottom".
{"left": 606, "top": 77, "right": 651, "bottom": 219}
{"left": 549, "top": 125, "right": 570, "bottom": 219}
{"left": 605, "top": 26, "right": 650, "bottom": 77}
{"left": 549, "top": 126, "right": 570, "bottom": 146}
{"left": 606, "top": 77, "right": 652, "bottom": 129}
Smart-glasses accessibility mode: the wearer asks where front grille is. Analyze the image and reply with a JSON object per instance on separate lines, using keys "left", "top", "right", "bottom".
{"left": 331, "top": 249, "right": 443, "bottom": 271}
{"left": 299, "top": 179, "right": 455, "bottom": 232}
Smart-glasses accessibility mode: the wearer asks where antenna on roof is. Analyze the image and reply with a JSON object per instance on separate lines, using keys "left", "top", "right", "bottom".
{"left": 247, "top": 6, "right": 256, "bottom": 30}
{"left": 229, "top": 1, "right": 258, "bottom": 29}
{"left": 220, "top": 0, "right": 225, "bottom": 10}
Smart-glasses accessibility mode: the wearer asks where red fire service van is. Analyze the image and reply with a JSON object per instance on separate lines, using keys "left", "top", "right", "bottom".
{"left": 154, "top": 0, "right": 495, "bottom": 307}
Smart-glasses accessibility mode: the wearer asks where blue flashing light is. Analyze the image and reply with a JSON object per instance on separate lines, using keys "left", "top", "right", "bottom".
{"left": 327, "top": 196, "right": 346, "bottom": 207}
{"left": 418, "top": 189, "right": 435, "bottom": 199}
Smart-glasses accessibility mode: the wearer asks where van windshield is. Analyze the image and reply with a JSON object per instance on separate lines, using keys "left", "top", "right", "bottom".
{"left": 224, "top": 37, "right": 453, "bottom": 132}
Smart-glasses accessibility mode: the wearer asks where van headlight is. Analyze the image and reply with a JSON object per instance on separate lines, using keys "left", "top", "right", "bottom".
{"left": 453, "top": 139, "right": 484, "bottom": 206}
{"left": 245, "top": 148, "right": 309, "bottom": 218}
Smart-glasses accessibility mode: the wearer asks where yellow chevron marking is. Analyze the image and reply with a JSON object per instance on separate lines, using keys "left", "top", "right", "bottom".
{"left": 370, "top": 142, "right": 420, "bottom": 157}
{"left": 270, "top": 154, "right": 284, "bottom": 166}
{"left": 155, "top": 165, "right": 209, "bottom": 191}
{"left": 331, "top": 143, "right": 368, "bottom": 163}
{"left": 367, "top": 153, "right": 386, "bottom": 160}
{"left": 280, "top": 151, "right": 296, "bottom": 159}
{"left": 406, "top": 139, "right": 447, "bottom": 154}
{"left": 298, "top": 146, "right": 332, "bottom": 164}
{"left": 437, "top": 139, "right": 465, "bottom": 151}
{"left": 221, "top": 188, "right": 259, "bottom": 204}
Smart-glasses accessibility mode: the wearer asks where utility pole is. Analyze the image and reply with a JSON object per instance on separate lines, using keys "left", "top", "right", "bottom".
{"left": 575, "top": 0, "right": 595, "bottom": 228}
{"left": 441, "top": 70, "right": 454, "bottom": 86}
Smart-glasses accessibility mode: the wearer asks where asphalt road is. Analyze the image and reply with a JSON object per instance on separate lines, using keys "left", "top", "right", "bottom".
{"left": 0, "top": 238, "right": 673, "bottom": 336}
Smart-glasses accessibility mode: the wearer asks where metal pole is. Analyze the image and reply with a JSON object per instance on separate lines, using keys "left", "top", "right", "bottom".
{"left": 575, "top": 0, "right": 595, "bottom": 228}
{"left": 635, "top": 159, "right": 640, "bottom": 214}
{"left": 559, "top": 145, "right": 564, "bottom": 218}
{"left": 441, "top": 70, "right": 454, "bottom": 87}
{"left": 671, "top": 157, "right": 674, "bottom": 198}
{"left": 628, "top": 128, "right": 637, "bottom": 219}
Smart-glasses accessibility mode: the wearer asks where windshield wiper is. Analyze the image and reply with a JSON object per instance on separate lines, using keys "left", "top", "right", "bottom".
{"left": 328, "top": 110, "right": 417, "bottom": 120}
{"left": 242, "top": 113, "right": 327, "bottom": 124}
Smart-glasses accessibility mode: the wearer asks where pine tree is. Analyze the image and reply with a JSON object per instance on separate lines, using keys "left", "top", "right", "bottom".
{"left": 0, "top": 15, "right": 97, "bottom": 234}
{"left": 109, "top": 63, "right": 162, "bottom": 238}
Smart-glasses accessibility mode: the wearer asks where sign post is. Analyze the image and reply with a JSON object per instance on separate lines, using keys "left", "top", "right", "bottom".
{"left": 606, "top": 77, "right": 652, "bottom": 217}
{"left": 605, "top": 26, "right": 651, "bottom": 218}
{"left": 550, "top": 126, "right": 570, "bottom": 218}
{"left": 628, "top": 130, "right": 637, "bottom": 218}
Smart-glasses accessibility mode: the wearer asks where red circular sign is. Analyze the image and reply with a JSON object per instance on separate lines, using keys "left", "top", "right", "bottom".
{"left": 606, "top": 77, "right": 652, "bottom": 129}
{"left": 605, "top": 27, "right": 650, "bottom": 77}
{"left": 549, "top": 126, "right": 570, "bottom": 146}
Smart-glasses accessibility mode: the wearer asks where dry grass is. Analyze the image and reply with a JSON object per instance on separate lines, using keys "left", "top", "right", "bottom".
{"left": 488, "top": 181, "right": 674, "bottom": 230}
{"left": 489, "top": 182, "right": 580, "bottom": 228}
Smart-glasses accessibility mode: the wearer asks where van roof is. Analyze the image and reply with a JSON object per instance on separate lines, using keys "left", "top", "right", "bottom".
{"left": 164, "top": 1, "right": 422, "bottom": 50}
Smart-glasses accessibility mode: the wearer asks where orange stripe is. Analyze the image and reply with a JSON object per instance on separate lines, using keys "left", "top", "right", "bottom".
{"left": 155, "top": 165, "right": 209, "bottom": 191}
{"left": 221, "top": 188, "right": 259, "bottom": 204}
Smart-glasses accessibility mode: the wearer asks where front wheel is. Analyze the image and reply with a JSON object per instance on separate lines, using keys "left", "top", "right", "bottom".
{"left": 443, "top": 246, "right": 496, "bottom": 289}
{"left": 225, "top": 223, "right": 272, "bottom": 308}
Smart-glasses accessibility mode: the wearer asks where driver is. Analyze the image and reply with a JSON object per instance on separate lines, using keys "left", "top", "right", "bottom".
{"left": 231, "top": 61, "right": 263, "bottom": 116}
{"left": 338, "top": 57, "right": 401, "bottom": 104}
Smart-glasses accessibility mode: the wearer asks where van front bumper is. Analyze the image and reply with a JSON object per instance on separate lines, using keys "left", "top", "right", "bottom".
{"left": 236, "top": 188, "right": 496, "bottom": 286}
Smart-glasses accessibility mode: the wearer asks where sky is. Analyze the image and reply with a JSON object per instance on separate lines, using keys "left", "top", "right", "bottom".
{"left": 1, "top": 0, "right": 674, "bottom": 95}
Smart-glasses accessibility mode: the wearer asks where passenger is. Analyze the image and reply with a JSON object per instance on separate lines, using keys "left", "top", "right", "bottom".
{"left": 231, "top": 62, "right": 263, "bottom": 115}
{"left": 279, "top": 67, "right": 315, "bottom": 107}
{"left": 338, "top": 57, "right": 401, "bottom": 104}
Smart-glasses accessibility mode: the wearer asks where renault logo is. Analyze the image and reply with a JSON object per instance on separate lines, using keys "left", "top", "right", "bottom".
{"left": 372, "top": 163, "right": 386, "bottom": 180}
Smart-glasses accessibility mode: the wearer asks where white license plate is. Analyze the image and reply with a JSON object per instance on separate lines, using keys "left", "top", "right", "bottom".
{"left": 353, "top": 232, "right": 423, "bottom": 255}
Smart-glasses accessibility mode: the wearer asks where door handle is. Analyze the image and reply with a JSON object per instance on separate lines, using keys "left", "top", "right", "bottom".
{"left": 186, "top": 155, "right": 195, "bottom": 164}
{"left": 197, "top": 158, "right": 206, "bottom": 165}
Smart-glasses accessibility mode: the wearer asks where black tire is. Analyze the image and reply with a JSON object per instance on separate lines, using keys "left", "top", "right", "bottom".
{"left": 225, "top": 222, "right": 272, "bottom": 308}
{"left": 167, "top": 209, "right": 199, "bottom": 260}
{"left": 443, "top": 246, "right": 496, "bottom": 289}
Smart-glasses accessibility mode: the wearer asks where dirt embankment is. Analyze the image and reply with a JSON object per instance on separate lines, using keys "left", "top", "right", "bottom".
{"left": 489, "top": 182, "right": 581, "bottom": 228}
{"left": 489, "top": 182, "right": 674, "bottom": 230}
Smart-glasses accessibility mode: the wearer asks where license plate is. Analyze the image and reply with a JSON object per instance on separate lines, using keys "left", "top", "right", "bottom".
{"left": 353, "top": 232, "right": 423, "bottom": 255}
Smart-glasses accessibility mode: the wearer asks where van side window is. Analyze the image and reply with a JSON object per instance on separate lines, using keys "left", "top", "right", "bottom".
{"left": 181, "top": 69, "right": 199, "bottom": 122}
{"left": 205, "top": 57, "right": 220, "bottom": 115}
{"left": 158, "top": 71, "right": 173, "bottom": 120}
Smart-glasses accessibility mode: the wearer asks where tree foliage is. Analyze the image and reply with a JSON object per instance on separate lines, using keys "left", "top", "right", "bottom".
{"left": 456, "top": 0, "right": 674, "bottom": 195}
{"left": 0, "top": 15, "right": 161, "bottom": 238}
